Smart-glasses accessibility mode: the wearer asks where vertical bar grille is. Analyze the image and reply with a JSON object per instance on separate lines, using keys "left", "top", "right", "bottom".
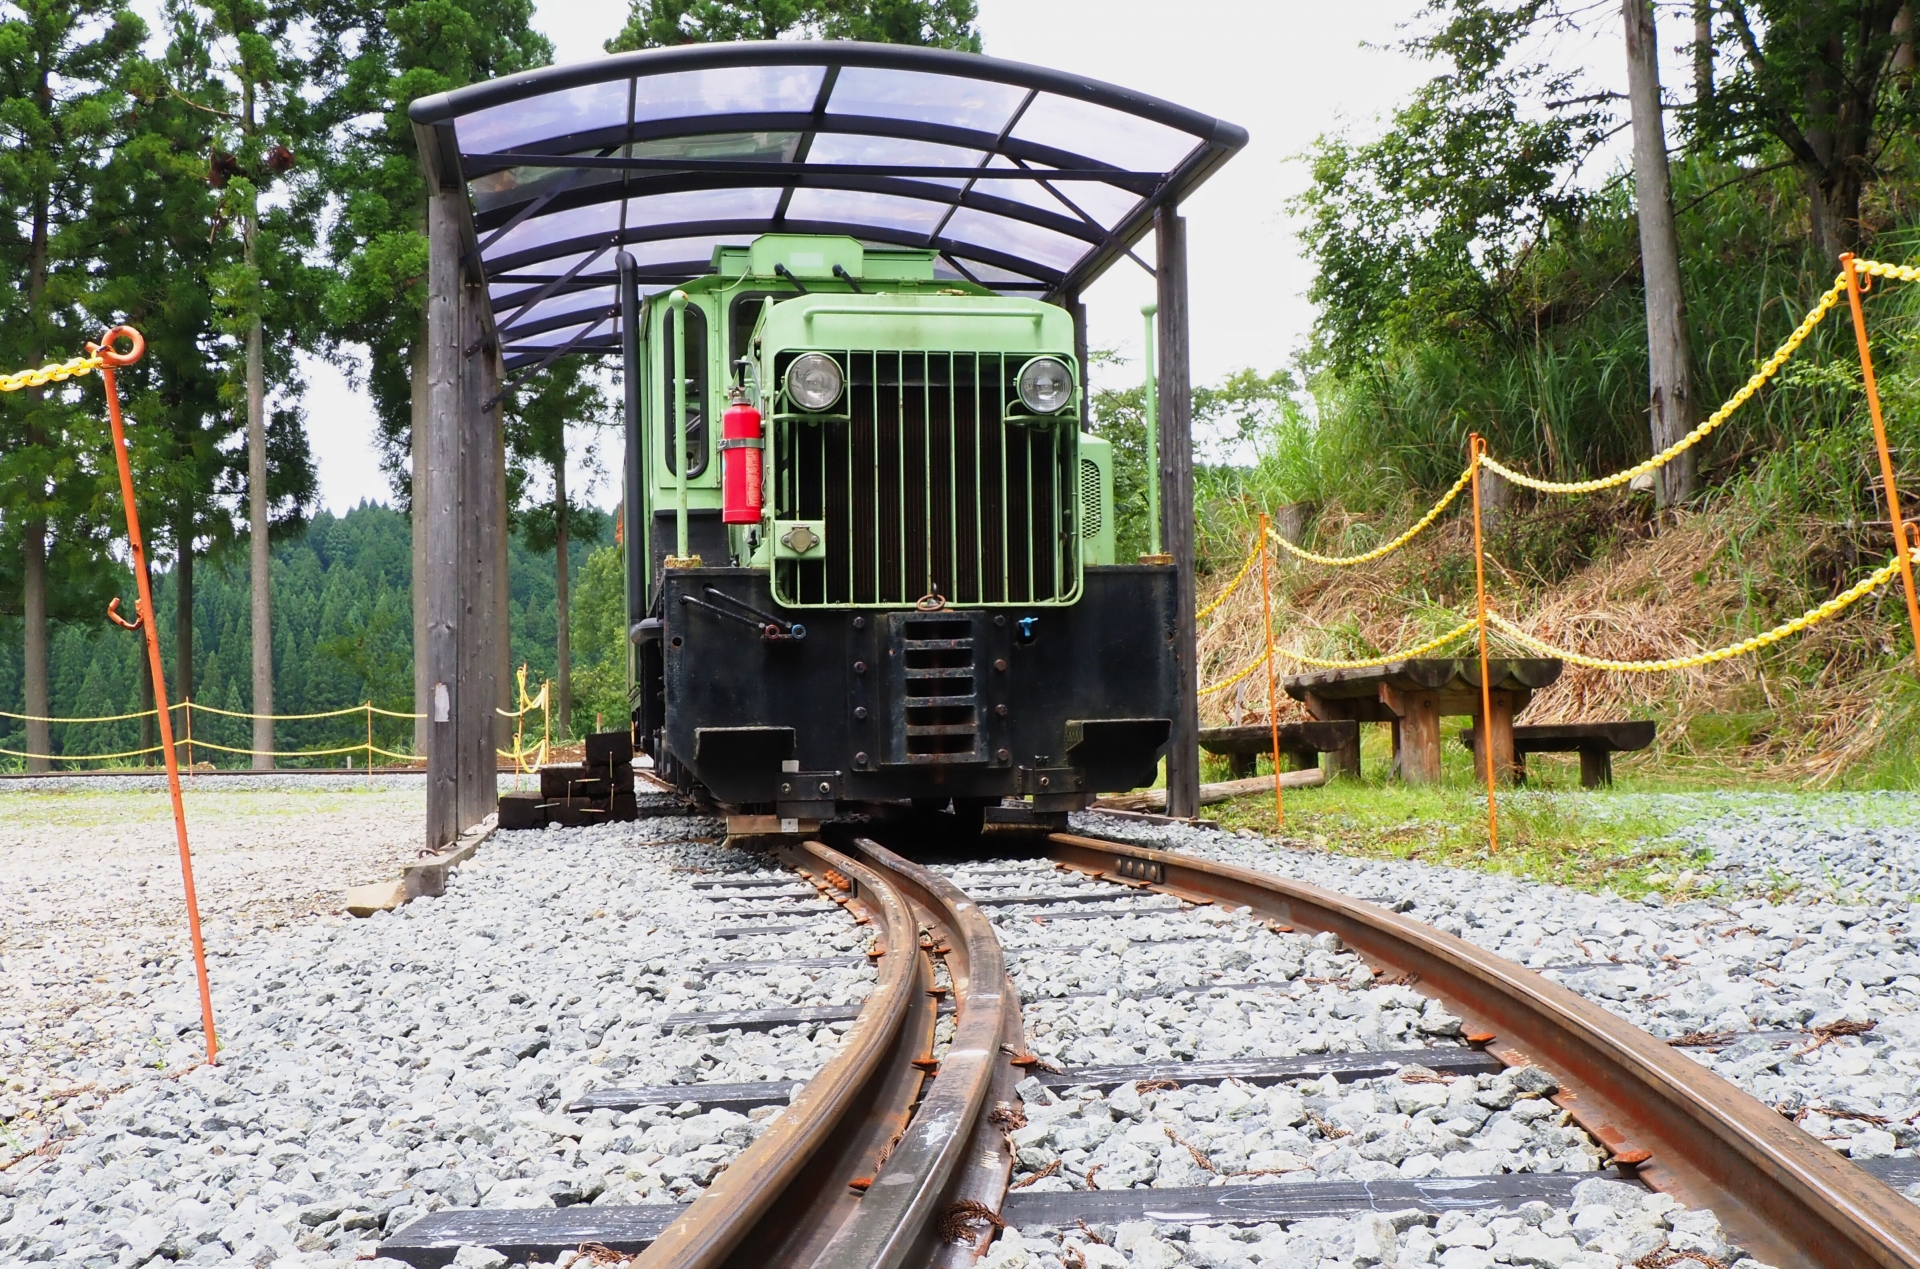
{"left": 774, "top": 351, "right": 1078, "bottom": 607}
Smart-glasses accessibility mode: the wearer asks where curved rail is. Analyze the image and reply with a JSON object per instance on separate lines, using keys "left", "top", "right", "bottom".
{"left": 830, "top": 836, "right": 1018, "bottom": 1269}
{"left": 1047, "top": 831, "right": 1920, "bottom": 1269}
{"left": 633, "top": 835, "right": 1017, "bottom": 1269}
{"left": 636, "top": 838, "right": 926, "bottom": 1269}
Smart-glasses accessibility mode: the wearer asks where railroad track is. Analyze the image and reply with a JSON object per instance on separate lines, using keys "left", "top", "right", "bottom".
{"left": 381, "top": 829, "right": 1920, "bottom": 1269}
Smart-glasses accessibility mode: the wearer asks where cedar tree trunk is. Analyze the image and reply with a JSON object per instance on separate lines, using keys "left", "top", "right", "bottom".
{"left": 1625, "top": 0, "right": 1699, "bottom": 507}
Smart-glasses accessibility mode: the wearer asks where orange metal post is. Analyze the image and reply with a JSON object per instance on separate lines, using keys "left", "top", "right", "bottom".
{"left": 1469, "top": 435, "right": 1500, "bottom": 852}
{"left": 1259, "top": 513, "right": 1283, "bottom": 829}
{"left": 1841, "top": 255, "right": 1920, "bottom": 673}
{"left": 92, "top": 327, "right": 218, "bottom": 1064}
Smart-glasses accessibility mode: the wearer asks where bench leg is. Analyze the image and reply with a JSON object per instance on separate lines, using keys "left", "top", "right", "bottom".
{"left": 1227, "top": 752, "right": 1256, "bottom": 780}
{"left": 1471, "top": 690, "right": 1518, "bottom": 786}
{"left": 1580, "top": 746, "right": 1612, "bottom": 789}
{"left": 1282, "top": 747, "right": 1317, "bottom": 772}
{"left": 1378, "top": 685, "right": 1441, "bottom": 784}
{"left": 1327, "top": 732, "right": 1361, "bottom": 781}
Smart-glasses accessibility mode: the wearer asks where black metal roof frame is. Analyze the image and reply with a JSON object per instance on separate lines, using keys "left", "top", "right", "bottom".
{"left": 409, "top": 41, "right": 1246, "bottom": 373}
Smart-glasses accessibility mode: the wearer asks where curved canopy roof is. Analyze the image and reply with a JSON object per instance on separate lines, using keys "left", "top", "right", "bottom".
{"left": 409, "top": 42, "right": 1246, "bottom": 373}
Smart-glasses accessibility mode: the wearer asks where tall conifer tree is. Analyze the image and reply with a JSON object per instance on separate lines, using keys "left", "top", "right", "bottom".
{"left": 0, "top": 0, "right": 144, "bottom": 769}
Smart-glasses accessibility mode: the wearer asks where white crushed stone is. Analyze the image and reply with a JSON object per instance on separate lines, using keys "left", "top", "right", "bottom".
{"left": 0, "top": 776, "right": 433, "bottom": 1158}
{"left": 975, "top": 1178, "right": 1757, "bottom": 1269}
{"left": 0, "top": 816, "right": 875, "bottom": 1265}
{"left": 1072, "top": 801, "right": 1920, "bottom": 1175}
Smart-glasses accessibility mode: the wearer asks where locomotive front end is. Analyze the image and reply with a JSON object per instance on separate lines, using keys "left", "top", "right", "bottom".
{"left": 636, "top": 236, "right": 1177, "bottom": 830}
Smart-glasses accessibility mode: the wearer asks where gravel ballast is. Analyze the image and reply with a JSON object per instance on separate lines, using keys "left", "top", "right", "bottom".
{"left": 936, "top": 856, "right": 1768, "bottom": 1269}
{"left": 8, "top": 786, "right": 1917, "bottom": 1269}
{"left": 1071, "top": 800, "right": 1920, "bottom": 1173}
{"left": 0, "top": 814, "right": 877, "bottom": 1266}
{"left": 0, "top": 777, "right": 432, "bottom": 1160}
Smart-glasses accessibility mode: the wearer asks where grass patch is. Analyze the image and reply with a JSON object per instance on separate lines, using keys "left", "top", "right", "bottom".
{"left": 1209, "top": 777, "right": 1713, "bottom": 898}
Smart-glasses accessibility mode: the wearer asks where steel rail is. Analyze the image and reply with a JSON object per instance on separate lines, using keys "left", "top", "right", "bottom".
{"left": 825, "top": 835, "right": 1018, "bottom": 1269}
{"left": 1047, "top": 832, "right": 1920, "bottom": 1269}
{"left": 633, "top": 838, "right": 926, "bottom": 1269}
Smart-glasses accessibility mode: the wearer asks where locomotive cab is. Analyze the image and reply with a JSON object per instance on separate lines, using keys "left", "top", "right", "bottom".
{"left": 628, "top": 234, "right": 1177, "bottom": 829}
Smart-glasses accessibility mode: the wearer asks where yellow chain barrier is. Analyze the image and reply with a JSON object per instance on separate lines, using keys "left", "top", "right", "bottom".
{"left": 1198, "top": 618, "right": 1483, "bottom": 696}
{"left": 1268, "top": 463, "right": 1477, "bottom": 567}
{"left": 1856, "top": 258, "right": 1920, "bottom": 283}
{"left": 0, "top": 352, "right": 105, "bottom": 393}
{"left": 0, "top": 743, "right": 165, "bottom": 762}
{"left": 1195, "top": 535, "right": 1265, "bottom": 622}
{"left": 1488, "top": 546, "right": 1920, "bottom": 672}
{"left": 1, "top": 704, "right": 163, "bottom": 723}
{"left": 1197, "top": 652, "right": 1272, "bottom": 699}
{"left": 1481, "top": 276, "right": 1849, "bottom": 495}
{"left": 1285, "top": 618, "right": 1481, "bottom": 669}
{"left": 186, "top": 699, "right": 424, "bottom": 722}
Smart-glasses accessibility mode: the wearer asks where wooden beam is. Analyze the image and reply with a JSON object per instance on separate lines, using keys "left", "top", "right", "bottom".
{"left": 489, "top": 337, "right": 511, "bottom": 762}
{"left": 1155, "top": 206, "right": 1199, "bottom": 820}
{"left": 424, "top": 185, "right": 463, "bottom": 849}
{"left": 458, "top": 276, "right": 502, "bottom": 832}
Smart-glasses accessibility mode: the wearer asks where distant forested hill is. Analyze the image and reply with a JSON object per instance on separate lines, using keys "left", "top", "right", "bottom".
{"left": 0, "top": 503, "right": 619, "bottom": 767}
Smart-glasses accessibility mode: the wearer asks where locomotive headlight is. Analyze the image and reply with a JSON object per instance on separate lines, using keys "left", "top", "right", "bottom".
{"left": 1017, "top": 356, "right": 1073, "bottom": 414}
{"left": 785, "top": 353, "right": 843, "bottom": 411}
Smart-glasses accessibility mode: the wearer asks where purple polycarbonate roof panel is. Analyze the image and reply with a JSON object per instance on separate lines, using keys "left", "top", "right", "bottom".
{"left": 1010, "top": 92, "right": 1201, "bottom": 171}
{"left": 786, "top": 186, "right": 949, "bottom": 234}
{"left": 943, "top": 207, "right": 1089, "bottom": 271}
{"left": 804, "top": 133, "right": 984, "bottom": 187}
{"left": 458, "top": 78, "right": 632, "bottom": 154}
{"left": 409, "top": 41, "right": 1246, "bottom": 363}
{"left": 822, "top": 66, "right": 1028, "bottom": 133}
{"left": 629, "top": 64, "right": 825, "bottom": 125}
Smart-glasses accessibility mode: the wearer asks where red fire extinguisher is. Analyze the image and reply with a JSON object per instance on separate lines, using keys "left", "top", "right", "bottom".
{"left": 720, "top": 384, "right": 764, "bottom": 525}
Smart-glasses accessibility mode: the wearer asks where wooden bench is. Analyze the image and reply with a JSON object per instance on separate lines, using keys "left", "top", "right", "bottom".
{"left": 1282, "top": 658, "right": 1564, "bottom": 785}
{"left": 1200, "top": 722, "right": 1360, "bottom": 778}
{"left": 1456, "top": 720, "right": 1656, "bottom": 788}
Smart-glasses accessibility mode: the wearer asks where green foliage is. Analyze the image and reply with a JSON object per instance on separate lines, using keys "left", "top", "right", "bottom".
{"left": 0, "top": 502, "right": 609, "bottom": 765}
{"left": 1291, "top": 0, "right": 1920, "bottom": 514}
{"left": 1690, "top": 0, "right": 1920, "bottom": 256}
{"left": 567, "top": 543, "right": 630, "bottom": 738}
{"left": 504, "top": 355, "right": 615, "bottom": 549}
{"left": 1090, "top": 361, "right": 1303, "bottom": 564}
{"left": 606, "top": 0, "right": 980, "bottom": 51}
{"left": 317, "top": 0, "right": 554, "bottom": 494}
{"left": 0, "top": 0, "right": 149, "bottom": 621}
{"left": 1296, "top": 1, "right": 1608, "bottom": 374}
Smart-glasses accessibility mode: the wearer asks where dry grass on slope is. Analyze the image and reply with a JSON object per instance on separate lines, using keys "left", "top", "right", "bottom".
{"left": 1194, "top": 504, "right": 1915, "bottom": 784}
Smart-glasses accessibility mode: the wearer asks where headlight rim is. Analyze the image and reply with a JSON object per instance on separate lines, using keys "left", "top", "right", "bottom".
{"left": 1017, "top": 355, "right": 1074, "bottom": 415}
{"left": 784, "top": 352, "right": 844, "bottom": 412}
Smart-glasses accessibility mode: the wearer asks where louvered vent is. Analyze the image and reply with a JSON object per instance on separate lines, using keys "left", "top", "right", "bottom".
{"left": 1078, "top": 457, "right": 1102, "bottom": 539}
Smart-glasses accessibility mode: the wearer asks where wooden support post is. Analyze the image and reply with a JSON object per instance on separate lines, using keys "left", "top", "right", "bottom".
{"left": 1379, "top": 684, "right": 1441, "bottom": 784}
{"left": 425, "top": 184, "right": 461, "bottom": 848}
{"left": 619, "top": 253, "right": 649, "bottom": 634}
{"left": 1470, "top": 689, "right": 1518, "bottom": 787}
{"left": 1157, "top": 205, "right": 1200, "bottom": 821}
{"left": 1580, "top": 745, "right": 1612, "bottom": 789}
{"left": 423, "top": 177, "right": 505, "bottom": 847}
{"left": 1066, "top": 289, "right": 1090, "bottom": 432}
{"left": 489, "top": 338, "right": 511, "bottom": 766}
{"left": 457, "top": 273, "right": 502, "bottom": 831}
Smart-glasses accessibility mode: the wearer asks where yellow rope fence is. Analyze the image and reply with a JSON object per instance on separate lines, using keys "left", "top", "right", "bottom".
{"left": 0, "top": 352, "right": 105, "bottom": 393}
{"left": 1489, "top": 546, "right": 1920, "bottom": 672}
{"left": 1231, "top": 260, "right": 1913, "bottom": 583}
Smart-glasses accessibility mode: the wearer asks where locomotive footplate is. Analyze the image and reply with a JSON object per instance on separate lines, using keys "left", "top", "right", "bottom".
{"left": 648, "top": 565, "right": 1179, "bottom": 816}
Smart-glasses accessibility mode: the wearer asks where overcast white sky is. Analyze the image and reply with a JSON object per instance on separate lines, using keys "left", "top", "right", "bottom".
{"left": 301, "top": 0, "right": 1649, "bottom": 513}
